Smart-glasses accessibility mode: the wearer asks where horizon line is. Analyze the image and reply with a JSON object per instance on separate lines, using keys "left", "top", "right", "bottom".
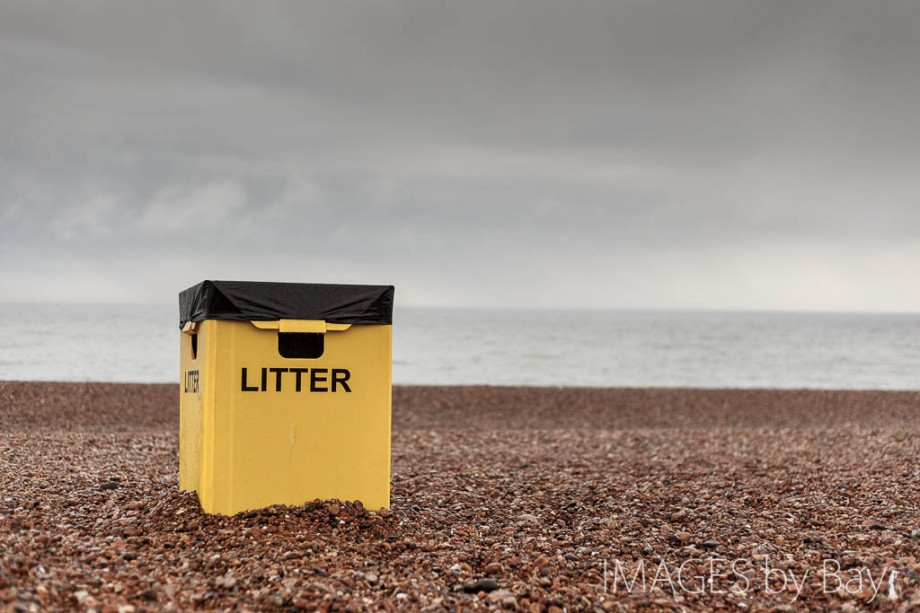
{"left": 0, "top": 301, "right": 917, "bottom": 317}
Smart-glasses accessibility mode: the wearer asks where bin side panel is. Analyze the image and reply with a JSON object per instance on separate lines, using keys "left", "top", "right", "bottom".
{"left": 179, "top": 324, "right": 206, "bottom": 495}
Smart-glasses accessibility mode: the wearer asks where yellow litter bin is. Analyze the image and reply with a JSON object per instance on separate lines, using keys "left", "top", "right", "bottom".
{"left": 178, "top": 280, "right": 394, "bottom": 515}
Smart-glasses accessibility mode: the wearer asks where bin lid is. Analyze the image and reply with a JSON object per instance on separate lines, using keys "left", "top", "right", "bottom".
{"left": 179, "top": 280, "right": 394, "bottom": 328}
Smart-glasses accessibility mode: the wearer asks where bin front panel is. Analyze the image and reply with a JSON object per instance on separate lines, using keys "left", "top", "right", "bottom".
{"left": 185, "top": 319, "right": 391, "bottom": 515}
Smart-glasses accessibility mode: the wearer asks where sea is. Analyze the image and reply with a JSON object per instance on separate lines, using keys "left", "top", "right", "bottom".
{"left": 0, "top": 304, "right": 918, "bottom": 390}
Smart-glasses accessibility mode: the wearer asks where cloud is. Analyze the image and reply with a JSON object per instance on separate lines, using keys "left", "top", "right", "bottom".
{"left": 51, "top": 193, "right": 119, "bottom": 240}
{"left": 1, "top": 0, "right": 919, "bottom": 310}
{"left": 138, "top": 180, "right": 248, "bottom": 235}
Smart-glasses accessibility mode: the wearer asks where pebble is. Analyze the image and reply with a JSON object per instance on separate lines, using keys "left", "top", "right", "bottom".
{"left": 140, "top": 588, "right": 158, "bottom": 601}
{"left": 462, "top": 579, "right": 499, "bottom": 594}
{"left": 668, "top": 532, "right": 693, "bottom": 545}
{"left": 487, "top": 588, "right": 516, "bottom": 606}
{"left": 519, "top": 514, "right": 539, "bottom": 524}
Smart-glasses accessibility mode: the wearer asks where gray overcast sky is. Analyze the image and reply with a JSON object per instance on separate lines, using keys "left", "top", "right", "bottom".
{"left": 1, "top": 0, "right": 918, "bottom": 311}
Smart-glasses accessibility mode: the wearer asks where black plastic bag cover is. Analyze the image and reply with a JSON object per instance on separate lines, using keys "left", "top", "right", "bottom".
{"left": 179, "top": 280, "right": 394, "bottom": 328}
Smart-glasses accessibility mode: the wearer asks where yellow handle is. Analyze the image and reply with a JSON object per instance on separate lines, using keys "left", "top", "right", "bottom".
{"left": 250, "top": 320, "right": 352, "bottom": 334}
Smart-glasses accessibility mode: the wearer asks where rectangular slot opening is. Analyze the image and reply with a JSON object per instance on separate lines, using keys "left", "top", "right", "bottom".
{"left": 278, "top": 333, "right": 324, "bottom": 359}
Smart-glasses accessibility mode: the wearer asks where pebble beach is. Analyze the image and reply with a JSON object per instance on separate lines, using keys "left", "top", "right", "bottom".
{"left": 1, "top": 382, "right": 919, "bottom": 611}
